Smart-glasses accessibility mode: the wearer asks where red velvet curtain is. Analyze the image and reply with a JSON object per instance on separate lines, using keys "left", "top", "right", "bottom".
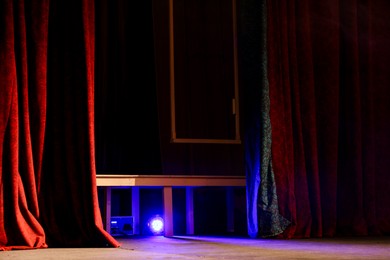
{"left": 0, "top": 0, "right": 119, "bottom": 250}
{"left": 268, "top": 0, "right": 390, "bottom": 238}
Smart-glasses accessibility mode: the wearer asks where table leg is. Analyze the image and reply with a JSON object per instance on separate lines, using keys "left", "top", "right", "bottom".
{"left": 131, "top": 187, "right": 140, "bottom": 235}
{"left": 226, "top": 187, "right": 234, "bottom": 233}
{"left": 104, "top": 187, "right": 112, "bottom": 234}
{"left": 163, "top": 186, "right": 174, "bottom": 236}
{"left": 186, "top": 187, "right": 194, "bottom": 235}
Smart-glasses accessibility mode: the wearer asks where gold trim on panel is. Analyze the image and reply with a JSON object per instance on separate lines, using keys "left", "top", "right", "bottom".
{"left": 171, "top": 138, "right": 241, "bottom": 144}
{"left": 169, "top": 0, "right": 177, "bottom": 140}
{"left": 232, "top": 0, "right": 240, "bottom": 142}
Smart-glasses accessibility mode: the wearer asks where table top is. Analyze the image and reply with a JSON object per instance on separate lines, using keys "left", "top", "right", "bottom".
{"left": 96, "top": 174, "right": 246, "bottom": 187}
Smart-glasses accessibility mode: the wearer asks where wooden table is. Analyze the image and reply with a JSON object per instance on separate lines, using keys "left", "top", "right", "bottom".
{"left": 96, "top": 175, "right": 246, "bottom": 237}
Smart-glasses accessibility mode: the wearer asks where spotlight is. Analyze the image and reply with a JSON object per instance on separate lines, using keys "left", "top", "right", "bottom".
{"left": 148, "top": 215, "right": 164, "bottom": 235}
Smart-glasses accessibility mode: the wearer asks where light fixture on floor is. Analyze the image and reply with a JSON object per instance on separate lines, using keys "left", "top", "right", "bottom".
{"left": 110, "top": 216, "right": 134, "bottom": 236}
{"left": 148, "top": 215, "right": 164, "bottom": 235}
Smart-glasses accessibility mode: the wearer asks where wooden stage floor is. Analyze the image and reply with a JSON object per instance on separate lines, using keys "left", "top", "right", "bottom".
{"left": 1, "top": 235, "right": 390, "bottom": 259}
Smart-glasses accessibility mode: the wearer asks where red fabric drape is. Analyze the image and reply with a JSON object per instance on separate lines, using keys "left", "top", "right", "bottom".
{"left": 268, "top": 0, "right": 390, "bottom": 238}
{"left": 0, "top": 0, "right": 119, "bottom": 250}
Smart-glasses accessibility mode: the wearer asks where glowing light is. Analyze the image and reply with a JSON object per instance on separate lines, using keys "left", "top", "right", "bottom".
{"left": 148, "top": 215, "right": 164, "bottom": 235}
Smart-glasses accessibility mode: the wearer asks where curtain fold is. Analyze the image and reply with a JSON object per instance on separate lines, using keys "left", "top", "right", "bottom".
{"left": 240, "top": 0, "right": 289, "bottom": 238}
{"left": 0, "top": 0, "right": 119, "bottom": 250}
{"left": 0, "top": 0, "right": 48, "bottom": 249}
{"left": 267, "top": 0, "right": 390, "bottom": 238}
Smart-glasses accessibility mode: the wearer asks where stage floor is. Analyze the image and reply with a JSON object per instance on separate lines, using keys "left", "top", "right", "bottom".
{"left": 1, "top": 235, "right": 390, "bottom": 259}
